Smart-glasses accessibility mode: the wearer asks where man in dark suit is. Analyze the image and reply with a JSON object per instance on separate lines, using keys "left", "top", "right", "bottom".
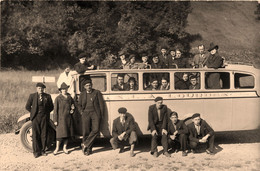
{"left": 78, "top": 79, "right": 105, "bottom": 156}
{"left": 110, "top": 107, "right": 137, "bottom": 157}
{"left": 25, "top": 83, "right": 54, "bottom": 158}
{"left": 112, "top": 73, "right": 128, "bottom": 91}
{"left": 147, "top": 97, "right": 170, "bottom": 157}
{"left": 187, "top": 113, "right": 215, "bottom": 155}
{"left": 165, "top": 112, "right": 188, "bottom": 156}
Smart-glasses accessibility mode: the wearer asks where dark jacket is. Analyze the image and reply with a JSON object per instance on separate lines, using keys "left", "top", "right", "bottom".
{"left": 78, "top": 89, "right": 104, "bottom": 118}
{"left": 147, "top": 104, "right": 168, "bottom": 131}
{"left": 205, "top": 53, "right": 223, "bottom": 69}
{"left": 112, "top": 114, "right": 135, "bottom": 139}
{"left": 112, "top": 83, "right": 129, "bottom": 91}
{"left": 187, "top": 119, "right": 214, "bottom": 143}
{"left": 25, "top": 92, "right": 54, "bottom": 121}
{"left": 166, "top": 119, "right": 188, "bottom": 136}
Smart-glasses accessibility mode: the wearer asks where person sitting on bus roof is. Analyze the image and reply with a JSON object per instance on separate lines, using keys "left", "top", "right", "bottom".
{"left": 165, "top": 111, "right": 188, "bottom": 156}
{"left": 110, "top": 107, "right": 137, "bottom": 157}
{"left": 174, "top": 49, "right": 190, "bottom": 68}
{"left": 151, "top": 54, "right": 167, "bottom": 69}
{"left": 114, "top": 50, "right": 128, "bottom": 69}
{"left": 159, "top": 46, "right": 169, "bottom": 67}
{"left": 147, "top": 97, "right": 170, "bottom": 157}
{"left": 166, "top": 48, "right": 178, "bottom": 69}
{"left": 126, "top": 77, "right": 138, "bottom": 91}
{"left": 145, "top": 78, "right": 159, "bottom": 91}
{"left": 112, "top": 74, "right": 128, "bottom": 91}
{"left": 74, "top": 52, "right": 96, "bottom": 74}
{"left": 192, "top": 44, "right": 208, "bottom": 68}
{"left": 125, "top": 54, "right": 138, "bottom": 69}
{"left": 159, "top": 77, "right": 170, "bottom": 90}
{"left": 189, "top": 75, "right": 200, "bottom": 90}
{"left": 187, "top": 113, "right": 215, "bottom": 155}
{"left": 175, "top": 73, "right": 189, "bottom": 90}
{"left": 138, "top": 53, "right": 150, "bottom": 69}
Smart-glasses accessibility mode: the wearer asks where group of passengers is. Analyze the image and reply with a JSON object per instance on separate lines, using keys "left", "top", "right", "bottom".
{"left": 27, "top": 80, "right": 215, "bottom": 158}
{"left": 56, "top": 42, "right": 223, "bottom": 91}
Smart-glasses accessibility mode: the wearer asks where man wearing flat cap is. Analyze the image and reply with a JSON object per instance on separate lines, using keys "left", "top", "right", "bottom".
{"left": 110, "top": 107, "right": 137, "bottom": 157}
{"left": 74, "top": 52, "right": 96, "bottom": 74}
{"left": 25, "top": 83, "right": 54, "bottom": 158}
{"left": 78, "top": 79, "right": 105, "bottom": 156}
{"left": 187, "top": 113, "right": 215, "bottom": 155}
{"left": 205, "top": 42, "right": 223, "bottom": 89}
{"left": 147, "top": 96, "right": 170, "bottom": 157}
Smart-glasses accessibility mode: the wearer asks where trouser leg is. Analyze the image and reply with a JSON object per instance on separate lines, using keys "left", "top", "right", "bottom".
{"left": 84, "top": 112, "right": 100, "bottom": 149}
{"left": 32, "top": 118, "right": 42, "bottom": 155}
{"left": 128, "top": 131, "right": 137, "bottom": 145}
{"left": 190, "top": 141, "right": 198, "bottom": 150}
{"left": 151, "top": 134, "right": 158, "bottom": 153}
{"left": 161, "top": 134, "right": 168, "bottom": 153}
{"left": 110, "top": 137, "right": 119, "bottom": 150}
{"left": 40, "top": 117, "right": 47, "bottom": 152}
{"left": 207, "top": 134, "right": 215, "bottom": 151}
{"left": 82, "top": 113, "right": 91, "bottom": 146}
{"left": 179, "top": 134, "right": 187, "bottom": 151}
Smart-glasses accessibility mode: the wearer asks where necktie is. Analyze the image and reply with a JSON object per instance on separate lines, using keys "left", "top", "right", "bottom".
{"left": 158, "top": 109, "right": 161, "bottom": 121}
{"left": 39, "top": 94, "right": 42, "bottom": 101}
{"left": 121, "top": 118, "right": 125, "bottom": 126}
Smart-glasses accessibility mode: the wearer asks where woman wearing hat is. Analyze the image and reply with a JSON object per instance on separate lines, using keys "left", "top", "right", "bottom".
{"left": 53, "top": 82, "right": 75, "bottom": 155}
{"left": 205, "top": 43, "right": 223, "bottom": 89}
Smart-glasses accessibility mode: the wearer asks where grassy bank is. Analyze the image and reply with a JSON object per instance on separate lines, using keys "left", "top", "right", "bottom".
{"left": 0, "top": 70, "right": 61, "bottom": 133}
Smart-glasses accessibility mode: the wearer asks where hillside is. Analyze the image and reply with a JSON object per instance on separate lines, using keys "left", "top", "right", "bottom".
{"left": 186, "top": 1, "right": 260, "bottom": 67}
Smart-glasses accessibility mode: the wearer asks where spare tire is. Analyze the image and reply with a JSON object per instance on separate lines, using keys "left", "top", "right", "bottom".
{"left": 20, "top": 121, "right": 33, "bottom": 152}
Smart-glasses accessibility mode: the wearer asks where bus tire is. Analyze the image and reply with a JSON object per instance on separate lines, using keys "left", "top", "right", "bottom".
{"left": 20, "top": 121, "right": 33, "bottom": 152}
{"left": 20, "top": 121, "right": 56, "bottom": 152}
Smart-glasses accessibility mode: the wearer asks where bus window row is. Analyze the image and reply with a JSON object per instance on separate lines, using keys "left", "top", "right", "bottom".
{"left": 79, "top": 72, "right": 255, "bottom": 92}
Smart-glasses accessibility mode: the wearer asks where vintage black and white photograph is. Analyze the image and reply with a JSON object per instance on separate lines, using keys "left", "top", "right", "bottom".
{"left": 0, "top": 0, "right": 260, "bottom": 170}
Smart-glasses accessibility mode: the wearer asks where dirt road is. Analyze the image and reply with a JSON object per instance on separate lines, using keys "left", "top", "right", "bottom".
{"left": 0, "top": 133, "right": 260, "bottom": 171}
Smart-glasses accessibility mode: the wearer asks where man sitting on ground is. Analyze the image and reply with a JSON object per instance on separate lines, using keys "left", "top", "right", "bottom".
{"left": 187, "top": 113, "right": 215, "bottom": 155}
{"left": 110, "top": 107, "right": 137, "bottom": 157}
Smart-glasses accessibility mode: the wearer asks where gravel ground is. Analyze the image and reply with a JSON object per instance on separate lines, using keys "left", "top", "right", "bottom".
{"left": 0, "top": 132, "right": 260, "bottom": 171}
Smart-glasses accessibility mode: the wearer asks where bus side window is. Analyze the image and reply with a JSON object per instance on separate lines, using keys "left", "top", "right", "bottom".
{"left": 205, "top": 72, "right": 230, "bottom": 89}
{"left": 143, "top": 73, "right": 169, "bottom": 90}
{"left": 235, "top": 73, "right": 254, "bottom": 89}
{"left": 174, "top": 72, "right": 200, "bottom": 90}
{"left": 79, "top": 74, "right": 107, "bottom": 92}
{"left": 111, "top": 73, "right": 138, "bottom": 91}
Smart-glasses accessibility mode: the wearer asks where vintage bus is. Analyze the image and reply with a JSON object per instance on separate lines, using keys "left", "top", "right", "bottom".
{"left": 16, "top": 63, "right": 260, "bottom": 151}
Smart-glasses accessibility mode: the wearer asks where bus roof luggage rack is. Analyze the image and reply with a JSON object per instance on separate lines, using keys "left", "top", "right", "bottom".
{"left": 226, "top": 61, "right": 253, "bottom": 66}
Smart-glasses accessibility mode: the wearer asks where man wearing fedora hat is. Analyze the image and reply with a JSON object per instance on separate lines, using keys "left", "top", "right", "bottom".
{"left": 187, "top": 113, "right": 215, "bottom": 155}
{"left": 25, "top": 83, "right": 54, "bottom": 158}
{"left": 205, "top": 42, "right": 223, "bottom": 89}
{"left": 114, "top": 50, "right": 128, "bottom": 69}
{"left": 147, "top": 96, "right": 170, "bottom": 157}
{"left": 78, "top": 79, "right": 105, "bottom": 156}
{"left": 110, "top": 107, "right": 137, "bottom": 157}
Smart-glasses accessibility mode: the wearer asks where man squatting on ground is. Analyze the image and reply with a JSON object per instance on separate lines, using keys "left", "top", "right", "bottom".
{"left": 110, "top": 107, "right": 137, "bottom": 157}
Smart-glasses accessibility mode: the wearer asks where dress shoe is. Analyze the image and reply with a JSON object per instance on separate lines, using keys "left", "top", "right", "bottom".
{"left": 82, "top": 144, "right": 86, "bottom": 155}
{"left": 164, "top": 152, "right": 171, "bottom": 157}
{"left": 191, "top": 149, "right": 196, "bottom": 154}
{"left": 182, "top": 151, "right": 187, "bottom": 156}
{"left": 119, "top": 147, "right": 124, "bottom": 153}
{"left": 130, "top": 150, "right": 135, "bottom": 157}
{"left": 206, "top": 149, "right": 214, "bottom": 155}
{"left": 34, "top": 153, "right": 41, "bottom": 158}
{"left": 84, "top": 149, "right": 91, "bottom": 156}
{"left": 41, "top": 152, "right": 47, "bottom": 156}
{"left": 153, "top": 151, "right": 158, "bottom": 158}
